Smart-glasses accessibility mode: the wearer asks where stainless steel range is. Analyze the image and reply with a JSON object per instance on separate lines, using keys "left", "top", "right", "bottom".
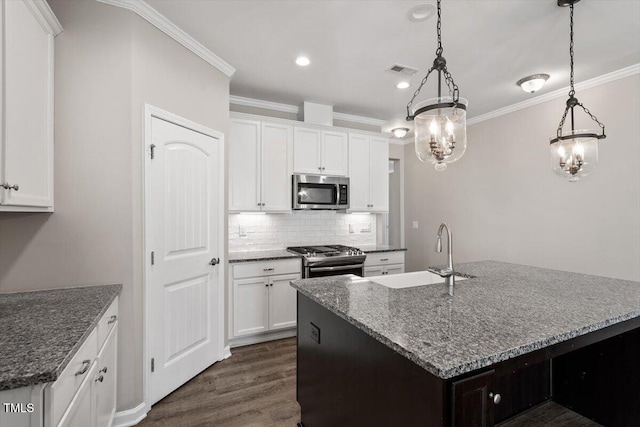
{"left": 287, "top": 245, "right": 366, "bottom": 278}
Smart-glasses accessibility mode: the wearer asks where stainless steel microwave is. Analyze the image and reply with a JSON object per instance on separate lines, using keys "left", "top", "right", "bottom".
{"left": 292, "top": 174, "right": 349, "bottom": 210}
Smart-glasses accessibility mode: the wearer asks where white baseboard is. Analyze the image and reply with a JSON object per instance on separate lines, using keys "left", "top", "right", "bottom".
{"left": 113, "top": 402, "right": 148, "bottom": 427}
{"left": 223, "top": 345, "right": 232, "bottom": 359}
{"left": 229, "top": 328, "right": 296, "bottom": 348}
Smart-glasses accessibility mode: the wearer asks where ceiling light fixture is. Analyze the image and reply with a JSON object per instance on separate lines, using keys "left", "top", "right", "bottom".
{"left": 550, "top": 0, "right": 606, "bottom": 182}
{"left": 392, "top": 128, "right": 410, "bottom": 138}
{"left": 408, "top": 4, "right": 437, "bottom": 22}
{"left": 405, "top": 0, "right": 467, "bottom": 171}
{"left": 295, "top": 56, "right": 310, "bottom": 67}
{"left": 397, "top": 81, "right": 410, "bottom": 89}
{"left": 517, "top": 74, "right": 550, "bottom": 93}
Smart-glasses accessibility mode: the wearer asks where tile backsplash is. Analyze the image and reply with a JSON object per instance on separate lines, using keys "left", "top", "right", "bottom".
{"left": 229, "top": 211, "right": 377, "bottom": 252}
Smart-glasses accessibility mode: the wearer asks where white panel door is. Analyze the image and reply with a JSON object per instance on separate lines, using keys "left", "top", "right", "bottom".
{"left": 229, "top": 119, "right": 261, "bottom": 212}
{"left": 261, "top": 123, "right": 292, "bottom": 212}
{"left": 369, "top": 137, "right": 389, "bottom": 213}
{"left": 1, "top": 0, "right": 53, "bottom": 207}
{"left": 268, "top": 274, "right": 299, "bottom": 331}
{"left": 233, "top": 277, "right": 269, "bottom": 336}
{"left": 149, "top": 117, "right": 222, "bottom": 405}
{"left": 348, "top": 133, "right": 371, "bottom": 212}
{"left": 293, "top": 127, "right": 321, "bottom": 174}
{"left": 321, "top": 130, "right": 348, "bottom": 176}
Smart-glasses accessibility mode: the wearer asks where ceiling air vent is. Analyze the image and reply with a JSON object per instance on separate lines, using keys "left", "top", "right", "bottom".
{"left": 388, "top": 64, "right": 418, "bottom": 76}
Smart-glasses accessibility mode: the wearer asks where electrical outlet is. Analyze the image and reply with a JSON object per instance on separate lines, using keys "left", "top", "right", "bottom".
{"left": 348, "top": 224, "right": 355, "bottom": 234}
{"left": 412, "top": 221, "right": 419, "bottom": 229}
{"left": 310, "top": 323, "right": 320, "bottom": 344}
{"left": 361, "top": 223, "right": 371, "bottom": 233}
{"left": 239, "top": 225, "right": 247, "bottom": 237}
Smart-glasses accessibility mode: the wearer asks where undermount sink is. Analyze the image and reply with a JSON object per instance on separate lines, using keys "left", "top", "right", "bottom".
{"left": 369, "top": 270, "right": 467, "bottom": 289}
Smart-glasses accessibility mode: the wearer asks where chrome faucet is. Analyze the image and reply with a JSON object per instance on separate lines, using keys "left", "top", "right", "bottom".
{"left": 428, "top": 222, "right": 455, "bottom": 296}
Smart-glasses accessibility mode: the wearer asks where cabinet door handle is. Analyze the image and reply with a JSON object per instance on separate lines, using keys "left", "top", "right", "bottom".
{"left": 107, "top": 315, "right": 117, "bottom": 324}
{"left": 75, "top": 360, "right": 91, "bottom": 376}
{"left": 1, "top": 183, "right": 19, "bottom": 191}
{"left": 263, "top": 268, "right": 274, "bottom": 272}
{"left": 380, "top": 258, "right": 389, "bottom": 262}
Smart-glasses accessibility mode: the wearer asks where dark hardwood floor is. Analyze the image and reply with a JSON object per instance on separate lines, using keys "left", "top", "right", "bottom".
{"left": 139, "top": 338, "right": 299, "bottom": 426}
{"left": 139, "top": 337, "right": 600, "bottom": 427}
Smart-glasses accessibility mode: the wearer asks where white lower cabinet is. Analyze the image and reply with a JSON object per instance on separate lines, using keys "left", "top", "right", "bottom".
{"left": 230, "top": 259, "right": 301, "bottom": 344}
{"left": 364, "top": 251, "right": 405, "bottom": 277}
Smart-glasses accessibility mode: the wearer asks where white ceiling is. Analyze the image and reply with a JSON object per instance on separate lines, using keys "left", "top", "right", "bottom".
{"left": 146, "top": 0, "right": 640, "bottom": 131}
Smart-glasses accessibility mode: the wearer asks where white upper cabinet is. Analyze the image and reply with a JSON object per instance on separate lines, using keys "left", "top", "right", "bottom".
{"left": 294, "top": 126, "right": 348, "bottom": 176}
{"left": 348, "top": 134, "right": 389, "bottom": 213}
{"left": 261, "top": 123, "right": 293, "bottom": 212}
{"left": 229, "top": 118, "right": 292, "bottom": 212}
{"left": 293, "top": 127, "right": 321, "bottom": 174}
{"left": 0, "top": 0, "right": 62, "bottom": 211}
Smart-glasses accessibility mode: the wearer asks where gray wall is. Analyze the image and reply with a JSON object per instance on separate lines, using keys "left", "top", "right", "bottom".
{"left": 0, "top": 0, "right": 230, "bottom": 412}
{"left": 404, "top": 75, "right": 640, "bottom": 282}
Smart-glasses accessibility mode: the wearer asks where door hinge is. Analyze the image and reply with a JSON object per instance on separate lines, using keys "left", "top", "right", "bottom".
{"left": 151, "top": 358, "right": 155, "bottom": 372}
{"left": 151, "top": 251, "right": 155, "bottom": 265}
{"left": 150, "top": 144, "right": 156, "bottom": 160}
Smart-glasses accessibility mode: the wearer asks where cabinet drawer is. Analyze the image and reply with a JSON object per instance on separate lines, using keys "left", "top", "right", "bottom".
{"left": 233, "top": 259, "right": 301, "bottom": 279}
{"left": 47, "top": 329, "right": 98, "bottom": 427}
{"left": 97, "top": 297, "right": 118, "bottom": 352}
{"left": 364, "top": 251, "right": 404, "bottom": 267}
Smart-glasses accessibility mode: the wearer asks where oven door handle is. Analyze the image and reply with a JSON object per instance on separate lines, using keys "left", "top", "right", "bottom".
{"left": 311, "top": 264, "right": 364, "bottom": 273}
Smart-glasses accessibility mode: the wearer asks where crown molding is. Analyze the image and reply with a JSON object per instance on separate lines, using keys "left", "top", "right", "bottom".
{"left": 229, "top": 95, "right": 298, "bottom": 114}
{"left": 230, "top": 95, "right": 386, "bottom": 128}
{"left": 24, "top": 0, "right": 63, "bottom": 36}
{"left": 96, "top": 0, "right": 235, "bottom": 77}
{"left": 468, "top": 63, "right": 640, "bottom": 126}
{"left": 333, "top": 112, "right": 386, "bottom": 127}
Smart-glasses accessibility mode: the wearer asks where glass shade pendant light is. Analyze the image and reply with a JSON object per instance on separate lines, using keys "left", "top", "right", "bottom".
{"left": 406, "top": 0, "right": 467, "bottom": 171}
{"left": 550, "top": 0, "right": 606, "bottom": 182}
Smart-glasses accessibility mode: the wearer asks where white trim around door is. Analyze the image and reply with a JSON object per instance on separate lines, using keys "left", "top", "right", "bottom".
{"left": 141, "top": 104, "right": 226, "bottom": 415}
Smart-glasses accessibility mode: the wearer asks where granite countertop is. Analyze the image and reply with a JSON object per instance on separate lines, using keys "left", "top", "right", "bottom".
{"left": 290, "top": 261, "right": 640, "bottom": 379}
{"left": 228, "top": 249, "right": 302, "bottom": 264}
{"left": 0, "top": 284, "right": 122, "bottom": 391}
{"left": 359, "top": 245, "right": 407, "bottom": 253}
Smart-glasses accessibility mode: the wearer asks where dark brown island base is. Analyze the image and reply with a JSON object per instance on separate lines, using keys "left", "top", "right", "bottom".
{"left": 290, "top": 261, "right": 640, "bottom": 426}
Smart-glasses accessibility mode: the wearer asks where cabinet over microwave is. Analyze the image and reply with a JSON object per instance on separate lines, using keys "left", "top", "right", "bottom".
{"left": 293, "top": 174, "right": 349, "bottom": 210}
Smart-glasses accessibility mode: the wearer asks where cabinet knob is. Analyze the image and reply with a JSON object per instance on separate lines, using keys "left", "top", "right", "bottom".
{"left": 100, "top": 367, "right": 108, "bottom": 374}
{"left": 265, "top": 284, "right": 269, "bottom": 287}
{"left": 95, "top": 375, "right": 104, "bottom": 383}
{"left": 489, "top": 392, "right": 501, "bottom": 404}
{"left": 322, "top": 167, "right": 325, "bottom": 171}
{"left": 1, "top": 183, "right": 19, "bottom": 191}
{"left": 107, "top": 315, "right": 117, "bottom": 324}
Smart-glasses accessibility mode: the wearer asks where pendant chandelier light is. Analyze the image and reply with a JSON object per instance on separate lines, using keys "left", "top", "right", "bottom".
{"left": 550, "top": 0, "right": 606, "bottom": 182}
{"left": 406, "top": 0, "right": 467, "bottom": 171}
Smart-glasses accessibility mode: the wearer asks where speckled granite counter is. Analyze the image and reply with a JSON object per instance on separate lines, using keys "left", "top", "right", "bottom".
{"left": 359, "top": 245, "right": 407, "bottom": 253}
{"left": 228, "top": 249, "right": 302, "bottom": 264}
{"left": 290, "top": 261, "right": 640, "bottom": 379}
{"left": 0, "top": 284, "right": 122, "bottom": 391}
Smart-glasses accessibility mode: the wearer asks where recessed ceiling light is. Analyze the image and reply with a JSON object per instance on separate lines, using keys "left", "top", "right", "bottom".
{"left": 397, "top": 81, "right": 410, "bottom": 89}
{"left": 517, "top": 74, "right": 550, "bottom": 93}
{"left": 408, "top": 4, "right": 436, "bottom": 21}
{"left": 295, "top": 56, "right": 310, "bottom": 67}
{"left": 391, "top": 128, "right": 410, "bottom": 138}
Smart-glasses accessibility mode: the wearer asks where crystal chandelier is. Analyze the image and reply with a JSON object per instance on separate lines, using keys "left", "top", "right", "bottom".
{"left": 550, "top": 0, "right": 606, "bottom": 182}
{"left": 406, "top": 0, "right": 467, "bottom": 171}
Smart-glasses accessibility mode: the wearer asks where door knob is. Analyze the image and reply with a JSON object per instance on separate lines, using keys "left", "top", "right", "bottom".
{"left": 209, "top": 257, "right": 220, "bottom": 266}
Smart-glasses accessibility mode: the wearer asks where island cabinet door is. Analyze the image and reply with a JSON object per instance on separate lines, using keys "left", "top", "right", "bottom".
{"left": 451, "top": 370, "right": 495, "bottom": 427}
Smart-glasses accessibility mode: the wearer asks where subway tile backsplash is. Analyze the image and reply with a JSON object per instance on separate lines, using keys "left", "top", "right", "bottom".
{"left": 229, "top": 211, "right": 377, "bottom": 252}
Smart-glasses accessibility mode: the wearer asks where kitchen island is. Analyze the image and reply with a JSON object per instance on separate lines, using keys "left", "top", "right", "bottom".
{"left": 290, "top": 261, "right": 640, "bottom": 426}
